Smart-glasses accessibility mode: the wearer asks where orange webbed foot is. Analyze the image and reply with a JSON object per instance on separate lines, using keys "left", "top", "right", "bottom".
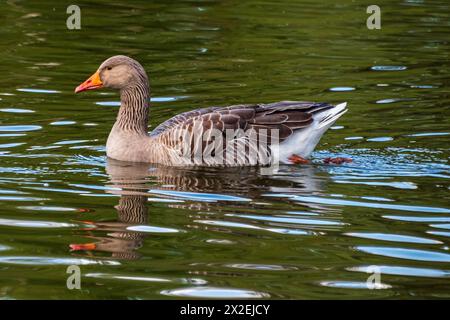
{"left": 288, "top": 154, "right": 310, "bottom": 165}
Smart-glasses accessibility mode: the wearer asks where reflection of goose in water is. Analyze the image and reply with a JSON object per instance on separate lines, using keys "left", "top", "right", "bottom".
{"left": 105, "top": 158, "right": 327, "bottom": 196}
{"left": 70, "top": 194, "right": 148, "bottom": 260}
{"left": 70, "top": 161, "right": 151, "bottom": 260}
{"left": 70, "top": 159, "right": 332, "bottom": 259}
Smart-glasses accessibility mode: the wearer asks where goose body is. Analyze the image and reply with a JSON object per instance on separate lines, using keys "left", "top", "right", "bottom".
{"left": 75, "top": 55, "right": 347, "bottom": 166}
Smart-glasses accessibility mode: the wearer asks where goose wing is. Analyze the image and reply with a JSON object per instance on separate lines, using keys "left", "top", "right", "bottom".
{"left": 150, "top": 101, "right": 335, "bottom": 164}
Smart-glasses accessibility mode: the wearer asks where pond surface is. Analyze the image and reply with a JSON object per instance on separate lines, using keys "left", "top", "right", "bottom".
{"left": 0, "top": 0, "right": 449, "bottom": 299}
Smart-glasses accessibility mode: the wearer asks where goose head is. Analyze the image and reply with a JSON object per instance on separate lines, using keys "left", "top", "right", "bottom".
{"left": 75, "top": 55, "right": 148, "bottom": 93}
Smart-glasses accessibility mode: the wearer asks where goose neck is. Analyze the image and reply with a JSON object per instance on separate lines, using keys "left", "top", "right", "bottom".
{"left": 116, "top": 83, "right": 150, "bottom": 134}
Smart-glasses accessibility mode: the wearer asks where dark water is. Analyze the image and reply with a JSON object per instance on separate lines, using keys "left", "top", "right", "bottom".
{"left": 0, "top": 0, "right": 449, "bottom": 299}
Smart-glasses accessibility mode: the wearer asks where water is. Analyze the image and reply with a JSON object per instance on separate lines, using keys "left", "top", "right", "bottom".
{"left": 0, "top": 0, "right": 449, "bottom": 299}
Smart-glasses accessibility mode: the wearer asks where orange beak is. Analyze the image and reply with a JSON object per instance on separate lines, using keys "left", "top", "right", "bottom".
{"left": 69, "top": 243, "right": 97, "bottom": 251}
{"left": 75, "top": 70, "right": 103, "bottom": 93}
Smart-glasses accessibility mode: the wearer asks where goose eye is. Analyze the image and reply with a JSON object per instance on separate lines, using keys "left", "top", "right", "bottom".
{"left": 107, "top": 67, "right": 112, "bottom": 71}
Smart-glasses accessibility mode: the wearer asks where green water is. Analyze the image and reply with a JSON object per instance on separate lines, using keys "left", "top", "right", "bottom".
{"left": 0, "top": 0, "right": 449, "bottom": 299}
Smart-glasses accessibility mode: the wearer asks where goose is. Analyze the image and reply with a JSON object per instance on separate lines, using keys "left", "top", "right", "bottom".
{"left": 75, "top": 55, "right": 348, "bottom": 166}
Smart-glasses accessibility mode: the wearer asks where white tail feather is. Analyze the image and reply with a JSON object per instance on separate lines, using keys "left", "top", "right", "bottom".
{"left": 277, "top": 102, "right": 348, "bottom": 162}
{"left": 317, "top": 102, "right": 348, "bottom": 129}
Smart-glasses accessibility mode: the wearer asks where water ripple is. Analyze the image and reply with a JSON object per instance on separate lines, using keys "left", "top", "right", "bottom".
{"left": 367, "top": 137, "right": 394, "bottom": 142}
{"left": 329, "top": 87, "right": 355, "bottom": 92}
{"left": 85, "top": 272, "right": 207, "bottom": 285}
{"left": 376, "top": 98, "right": 411, "bottom": 104}
{"left": 149, "top": 189, "right": 250, "bottom": 202}
{"left": 384, "top": 216, "right": 450, "bottom": 223}
{"left": 406, "top": 132, "right": 449, "bottom": 137}
{"left": 291, "top": 196, "right": 450, "bottom": 213}
{"left": 228, "top": 214, "right": 343, "bottom": 226}
{"left": 86, "top": 273, "right": 171, "bottom": 283}
{"left": 0, "top": 108, "right": 34, "bottom": 113}
{"left": 194, "top": 219, "right": 310, "bottom": 235}
{"left": 348, "top": 265, "right": 450, "bottom": 278}
{"left": 18, "top": 205, "right": 79, "bottom": 212}
{"left": 0, "top": 143, "right": 26, "bottom": 149}
{"left": 356, "top": 246, "right": 450, "bottom": 262}
{"left": 0, "top": 125, "right": 41, "bottom": 132}
{"left": 370, "top": 65, "right": 407, "bottom": 71}
{"left": 126, "top": 225, "right": 180, "bottom": 233}
{"left": 320, "top": 281, "right": 391, "bottom": 289}
{"left": 345, "top": 232, "right": 442, "bottom": 244}
{"left": 17, "top": 88, "right": 60, "bottom": 94}
{"left": 430, "top": 224, "right": 450, "bottom": 230}
{"left": 50, "top": 121, "right": 76, "bottom": 126}
{"left": 160, "top": 286, "right": 270, "bottom": 298}
{"left": 0, "top": 218, "right": 75, "bottom": 228}
{"left": 0, "top": 256, "right": 120, "bottom": 265}
{"left": 0, "top": 245, "right": 11, "bottom": 251}
{"left": 335, "top": 180, "right": 417, "bottom": 190}
{"left": 224, "top": 263, "right": 297, "bottom": 271}
{"left": 427, "top": 231, "right": 450, "bottom": 238}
